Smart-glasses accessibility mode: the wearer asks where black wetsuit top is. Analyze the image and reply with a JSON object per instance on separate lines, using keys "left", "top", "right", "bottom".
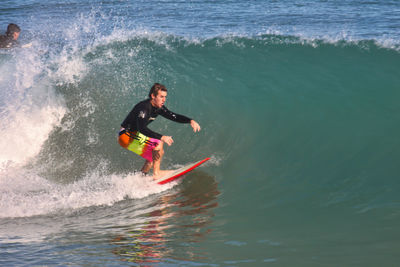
{"left": 121, "top": 99, "right": 192, "bottom": 140}
{"left": 0, "top": 35, "right": 18, "bottom": 48}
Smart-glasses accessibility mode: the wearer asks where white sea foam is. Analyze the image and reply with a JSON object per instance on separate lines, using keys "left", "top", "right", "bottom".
{"left": 257, "top": 27, "right": 400, "bottom": 51}
{"left": 0, "top": 165, "right": 175, "bottom": 218}
{"left": 0, "top": 48, "right": 66, "bottom": 168}
{"left": 0, "top": 104, "right": 65, "bottom": 167}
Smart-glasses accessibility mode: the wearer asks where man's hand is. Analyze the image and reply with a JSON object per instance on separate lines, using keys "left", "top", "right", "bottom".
{"left": 190, "top": 120, "right": 201, "bottom": 133}
{"left": 161, "top": 135, "right": 174, "bottom": 146}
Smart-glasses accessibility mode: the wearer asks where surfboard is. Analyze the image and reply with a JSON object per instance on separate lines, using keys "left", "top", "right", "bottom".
{"left": 21, "top": 43, "right": 32, "bottom": 48}
{"left": 157, "top": 157, "right": 210, "bottom": 185}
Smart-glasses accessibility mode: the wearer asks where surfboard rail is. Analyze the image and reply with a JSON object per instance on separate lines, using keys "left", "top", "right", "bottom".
{"left": 157, "top": 157, "right": 211, "bottom": 185}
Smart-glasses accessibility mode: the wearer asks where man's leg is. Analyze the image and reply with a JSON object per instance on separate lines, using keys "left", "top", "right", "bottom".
{"left": 152, "top": 141, "right": 164, "bottom": 178}
{"left": 141, "top": 160, "right": 153, "bottom": 174}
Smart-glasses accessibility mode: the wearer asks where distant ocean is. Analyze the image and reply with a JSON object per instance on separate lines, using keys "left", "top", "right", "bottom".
{"left": 1, "top": 1, "right": 400, "bottom": 266}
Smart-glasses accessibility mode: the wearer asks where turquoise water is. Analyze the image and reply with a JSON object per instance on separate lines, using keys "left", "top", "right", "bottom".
{"left": 1, "top": 1, "right": 400, "bottom": 266}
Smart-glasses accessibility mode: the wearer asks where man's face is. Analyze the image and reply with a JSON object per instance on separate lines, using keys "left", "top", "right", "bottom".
{"left": 151, "top": 90, "right": 167, "bottom": 108}
{"left": 13, "top": 32, "right": 20, "bottom": 40}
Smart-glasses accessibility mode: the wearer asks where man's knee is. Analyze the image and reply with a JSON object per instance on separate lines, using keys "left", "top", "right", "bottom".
{"left": 152, "top": 148, "right": 164, "bottom": 161}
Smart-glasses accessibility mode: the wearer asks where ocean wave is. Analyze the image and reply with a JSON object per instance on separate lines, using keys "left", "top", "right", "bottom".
{"left": 1, "top": 18, "right": 399, "bottom": 218}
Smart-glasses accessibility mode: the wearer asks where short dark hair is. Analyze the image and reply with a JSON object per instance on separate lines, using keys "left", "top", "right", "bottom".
{"left": 148, "top": 83, "right": 167, "bottom": 98}
{"left": 6, "top": 23, "right": 20, "bottom": 36}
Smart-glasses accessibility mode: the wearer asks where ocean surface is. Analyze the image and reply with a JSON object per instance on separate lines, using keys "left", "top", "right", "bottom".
{"left": 1, "top": 0, "right": 400, "bottom": 266}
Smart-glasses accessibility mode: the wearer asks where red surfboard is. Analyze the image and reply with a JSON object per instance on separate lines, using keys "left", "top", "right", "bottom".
{"left": 157, "top": 157, "right": 210, "bottom": 185}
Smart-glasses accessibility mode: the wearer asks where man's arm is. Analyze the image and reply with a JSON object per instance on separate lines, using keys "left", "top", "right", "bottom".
{"left": 160, "top": 106, "right": 201, "bottom": 133}
{"left": 159, "top": 106, "right": 192, "bottom": 123}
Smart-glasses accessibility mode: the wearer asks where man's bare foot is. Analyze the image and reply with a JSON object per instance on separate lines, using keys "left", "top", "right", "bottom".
{"left": 153, "top": 170, "right": 174, "bottom": 180}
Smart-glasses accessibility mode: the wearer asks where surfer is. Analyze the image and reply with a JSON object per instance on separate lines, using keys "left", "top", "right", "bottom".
{"left": 118, "top": 83, "right": 201, "bottom": 179}
{"left": 0, "top": 23, "right": 21, "bottom": 49}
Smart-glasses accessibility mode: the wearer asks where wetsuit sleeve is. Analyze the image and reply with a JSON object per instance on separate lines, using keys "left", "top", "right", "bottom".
{"left": 135, "top": 112, "right": 163, "bottom": 140}
{"left": 159, "top": 106, "right": 192, "bottom": 123}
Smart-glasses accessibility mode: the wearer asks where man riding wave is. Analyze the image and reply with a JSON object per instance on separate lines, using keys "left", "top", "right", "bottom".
{"left": 118, "top": 83, "right": 201, "bottom": 179}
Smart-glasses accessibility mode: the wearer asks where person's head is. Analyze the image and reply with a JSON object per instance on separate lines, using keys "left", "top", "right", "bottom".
{"left": 149, "top": 83, "right": 168, "bottom": 108}
{"left": 6, "top": 23, "right": 20, "bottom": 40}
